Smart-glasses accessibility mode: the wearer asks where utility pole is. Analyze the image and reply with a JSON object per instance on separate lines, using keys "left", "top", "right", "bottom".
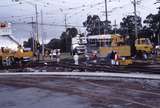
{"left": 98, "top": 20, "right": 101, "bottom": 35}
{"left": 64, "top": 14, "right": 67, "bottom": 30}
{"left": 133, "top": 0, "right": 138, "bottom": 39}
{"left": 157, "top": 7, "right": 160, "bottom": 44}
{"left": 41, "top": 9, "right": 45, "bottom": 58}
{"left": 64, "top": 14, "right": 68, "bottom": 52}
{"left": 113, "top": 20, "right": 118, "bottom": 34}
{"left": 35, "top": 4, "right": 40, "bottom": 62}
{"left": 31, "top": 16, "right": 35, "bottom": 54}
{"left": 35, "top": 4, "right": 39, "bottom": 43}
{"left": 105, "top": 0, "right": 108, "bottom": 34}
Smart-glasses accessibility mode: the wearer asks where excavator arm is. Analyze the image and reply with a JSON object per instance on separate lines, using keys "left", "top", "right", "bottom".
{"left": 1, "top": 35, "right": 21, "bottom": 47}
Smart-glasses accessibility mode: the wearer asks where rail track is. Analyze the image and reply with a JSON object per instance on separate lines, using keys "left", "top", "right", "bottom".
{"left": 0, "top": 76, "right": 159, "bottom": 108}
{"left": 53, "top": 62, "right": 160, "bottom": 74}
{"left": 0, "top": 60, "right": 160, "bottom": 74}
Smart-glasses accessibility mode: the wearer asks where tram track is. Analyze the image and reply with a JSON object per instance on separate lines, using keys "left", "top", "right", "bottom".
{"left": 0, "top": 61, "right": 160, "bottom": 75}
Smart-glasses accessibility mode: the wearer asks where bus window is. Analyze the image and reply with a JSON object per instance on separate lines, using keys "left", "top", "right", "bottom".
{"left": 145, "top": 38, "right": 151, "bottom": 45}
{"left": 141, "top": 39, "right": 146, "bottom": 44}
{"left": 106, "top": 39, "right": 111, "bottom": 47}
{"left": 89, "top": 39, "right": 97, "bottom": 47}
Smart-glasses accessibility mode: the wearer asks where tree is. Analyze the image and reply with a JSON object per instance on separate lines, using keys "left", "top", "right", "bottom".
{"left": 47, "top": 39, "right": 61, "bottom": 50}
{"left": 143, "top": 11, "right": 160, "bottom": 44}
{"left": 60, "top": 27, "right": 78, "bottom": 52}
{"left": 66, "top": 27, "right": 78, "bottom": 38}
{"left": 118, "top": 15, "right": 142, "bottom": 56}
{"left": 60, "top": 32, "right": 67, "bottom": 52}
{"left": 23, "top": 37, "right": 39, "bottom": 51}
{"left": 139, "top": 26, "right": 153, "bottom": 39}
{"left": 83, "top": 15, "right": 111, "bottom": 35}
{"left": 120, "top": 15, "right": 142, "bottom": 40}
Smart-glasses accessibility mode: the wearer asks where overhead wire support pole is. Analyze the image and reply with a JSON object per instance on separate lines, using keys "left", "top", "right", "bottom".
{"left": 41, "top": 9, "right": 45, "bottom": 59}
{"left": 31, "top": 16, "right": 35, "bottom": 54}
{"left": 64, "top": 14, "right": 67, "bottom": 30}
{"left": 64, "top": 14, "right": 68, "bottom": 52}
{"left": 105, "top": 0, "right": 108, "bottom": 34}
{"left": 113, "top": 20, "right": 118, "bottom": 34}
{"left": 35, "top": 4, "right": 39, "bottom": 43}
{"left": 13, "top": 0, "right": 39, "bottom": 53}
{"left": 34, "top": 4, "right": 40, "bottom": 61}
{"left": 133, "top": 0, "right": 138, "bottom": 39}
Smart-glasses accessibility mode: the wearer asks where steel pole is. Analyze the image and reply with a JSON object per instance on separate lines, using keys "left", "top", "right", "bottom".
{"left": 105, "top": 0, "right": 108, "bottom": 34}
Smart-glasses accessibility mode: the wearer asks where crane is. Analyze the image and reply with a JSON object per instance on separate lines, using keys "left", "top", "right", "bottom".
{"left": 0, "top": 22, "right": 33, "bottom": 66}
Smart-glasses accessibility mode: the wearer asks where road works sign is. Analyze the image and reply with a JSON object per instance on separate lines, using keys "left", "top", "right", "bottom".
{"left": 0, "top": 23, "right": 12, "bottom": 36}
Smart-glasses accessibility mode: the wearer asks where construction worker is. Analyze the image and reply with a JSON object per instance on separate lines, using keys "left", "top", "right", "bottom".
{"left": 50, "top": 50, "right": 54, "bottom": 60}
{"left": 56, "top": 49, "right": 61, "bottom": 63}
{"left": 114, "top": 51, "right": 119, "bottom": 65}
{"left": 85, "top": 53, "right": 89, "bottom": 64}
{"left": 92, "top": 50, "right": 97, "bottom": 63}
{"left": 110, "top": 51, "right": 115, "bottom": 65}
{"left": 74, "top": 53, "right": 79, "bottom": 65}
{"left": 52, "top": 49, "right": 57, "bottom": 61}
{"left": 143, "top": 52, "right": 148, "bottom": 60}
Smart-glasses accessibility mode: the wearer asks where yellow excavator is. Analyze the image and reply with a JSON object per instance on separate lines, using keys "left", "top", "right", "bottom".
{"left": 135, "top": 38, "right": 153, "bottom": 54}
{"left": 134, "top": 38, "right": 153, "bottom": 60}
{"left": 0, "top": 22, "right": 33, "bottom": 66}
{"left": 96, "top": 34, "right": 132, "bottom": 65}
{"left": 0, "top": 35, "right": 33, "bottom": 66}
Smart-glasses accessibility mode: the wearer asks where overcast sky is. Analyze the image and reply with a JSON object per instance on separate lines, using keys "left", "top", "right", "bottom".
{"left": 0, "top": 0, "right": 159, "bottom": 45}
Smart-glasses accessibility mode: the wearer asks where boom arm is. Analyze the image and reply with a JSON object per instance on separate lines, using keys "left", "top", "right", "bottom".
{"left": 1, "top": 35, "right": 21, "bottom": 47}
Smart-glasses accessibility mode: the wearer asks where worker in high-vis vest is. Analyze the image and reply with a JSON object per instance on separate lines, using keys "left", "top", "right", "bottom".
{"left": 114, "top": 52, "right": 119, "bottom": 65}
{"left": 92, "top": 50, "right": 97, "bottom": 63}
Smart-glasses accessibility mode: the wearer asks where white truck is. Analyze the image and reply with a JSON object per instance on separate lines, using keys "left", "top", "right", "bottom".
{"left": 71, "top": 34, "right": 87, "bottom": 55}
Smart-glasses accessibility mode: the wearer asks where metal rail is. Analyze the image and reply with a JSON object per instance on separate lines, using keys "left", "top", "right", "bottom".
{"left": 0, "top": 61, "right": 160, "bottom": 75}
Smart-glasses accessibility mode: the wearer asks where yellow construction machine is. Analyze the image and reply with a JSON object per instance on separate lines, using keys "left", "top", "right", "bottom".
{"left": 0, "top": 22, "right": 33, "bottom": 66}
{"left": 135, "top": 38, "right": 153, "bottom": 54}
{"left": 87, "top": 34, "right": 132, "bottom": 65}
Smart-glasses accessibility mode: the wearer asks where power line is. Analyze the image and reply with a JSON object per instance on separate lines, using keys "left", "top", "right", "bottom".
{"left": 137, "top": 5, "right": 152, "bottom": 12}
{"left": 0, "top": 4, "right": 18, "bottom": 7}
{"left": 59, "top": 1, "right": 104, "bottom": 12}
{"left": 12, "top": 22, "right": 85, "bottom": 28}
{"left": 0, "top": 14, "right": 36, "bottom": 19}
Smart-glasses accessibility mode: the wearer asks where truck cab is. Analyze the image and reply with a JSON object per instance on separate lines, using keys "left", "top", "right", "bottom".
{"left": 135, "top": 38, "right": 153, "bottom": 53}
{"left": 71, "top": 35, "right": 87, "bottom": 55}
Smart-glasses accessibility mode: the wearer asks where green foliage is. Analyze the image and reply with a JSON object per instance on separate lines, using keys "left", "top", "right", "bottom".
{"left": 143, "top": 10, "right": 160, "bottom": 44}
{"left": 47, "top": 38, "right": 61, "bottom": 50}
{"left": 120, "top": 15, "right": 142, "bottom": 39}
{"left": 83, "top": 15, "right": 111, "bottom": 35}
{"left": 23, "top": 37, "right": 39, "bottom": 51}
{"left": 59, "top": 27, "right": 78, "bottom": 52}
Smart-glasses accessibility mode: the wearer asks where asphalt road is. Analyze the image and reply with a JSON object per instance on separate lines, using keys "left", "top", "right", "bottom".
{"left": 0, "top": 76, "right": 160, "bottom": 108}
